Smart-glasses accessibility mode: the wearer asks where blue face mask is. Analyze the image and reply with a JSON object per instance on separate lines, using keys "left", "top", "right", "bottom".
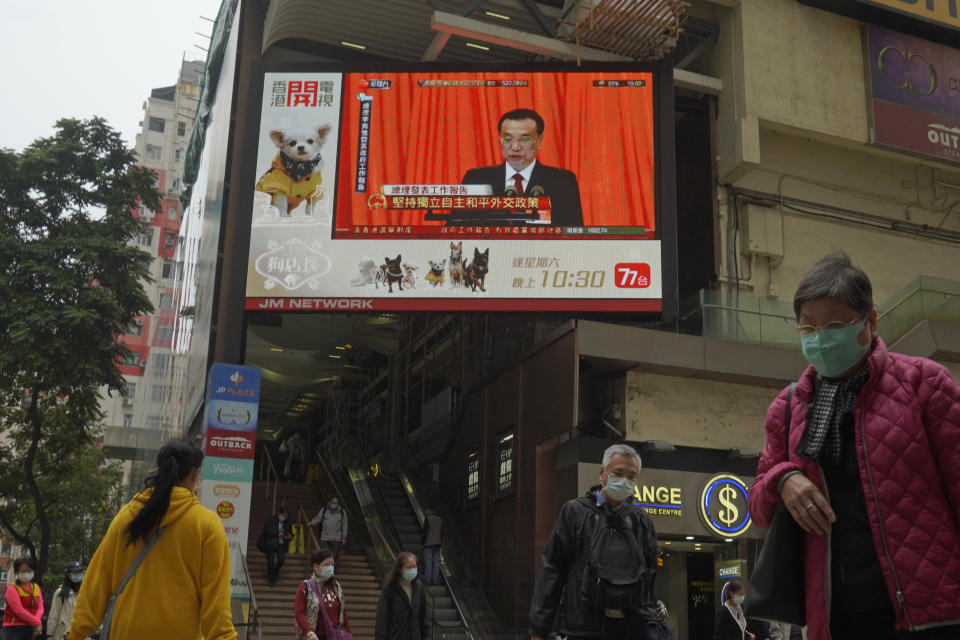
{"left": 70, "top": 572, "right": 84, "bottom": 584}
{"left": 800, "top": 321, "right": 869, "bottom": 378}
{"left": 402, "top": 568, "right": 418, "bottom": 581}
{"left": 328, "top": 503, "right": 339, "bottom": 511}
{"left": 603, "top": 476, "right": 636, "bottom": 503}
{"left": 318, "top": 565, "right": 335, "bottom": 580}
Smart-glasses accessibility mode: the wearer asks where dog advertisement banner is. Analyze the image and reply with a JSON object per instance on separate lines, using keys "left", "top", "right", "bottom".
{"left": 245, "top": 68, "right": 669, "bottom": 312}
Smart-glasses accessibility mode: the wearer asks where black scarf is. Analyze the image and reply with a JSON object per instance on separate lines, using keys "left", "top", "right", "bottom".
{"left": 799, "top": 362, "right": 870, "bottom": 466}
{"left": 280, "top": 153, "right": 321, "bottom": 182}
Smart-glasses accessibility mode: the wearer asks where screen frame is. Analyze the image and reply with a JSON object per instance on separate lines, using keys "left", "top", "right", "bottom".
{"left": 239, "top": 60, "right": 678, "bottom": 316}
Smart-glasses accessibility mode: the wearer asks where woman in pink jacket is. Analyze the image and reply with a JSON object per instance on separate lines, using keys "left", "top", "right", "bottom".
{"left": 749, "top": 252, "right": 960, "bottom": 640}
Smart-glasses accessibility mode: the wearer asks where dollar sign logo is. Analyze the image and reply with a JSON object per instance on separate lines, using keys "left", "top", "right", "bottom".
{"left": 718, "top": 485, "right": 739, "bottom": 526}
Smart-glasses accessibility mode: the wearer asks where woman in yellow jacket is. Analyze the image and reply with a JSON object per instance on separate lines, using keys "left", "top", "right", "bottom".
{"left": 65, "top": 439, "right": 236, "bottom": 640}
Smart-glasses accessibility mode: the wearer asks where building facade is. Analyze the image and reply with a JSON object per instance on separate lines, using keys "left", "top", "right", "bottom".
{"left": 100, "top": 59, "right": 204, "bottom": 472}
{"left": 159, "top": 1, "right": 960, "bottom": 638}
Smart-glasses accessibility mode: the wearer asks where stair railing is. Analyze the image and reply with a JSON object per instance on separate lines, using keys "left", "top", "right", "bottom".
{"left": 236, "top": 546, "right": 263, "bottom": 640}
{"left": 259, "top": 444, "right": 288, "bottom": 515}
{"left": 314, "top": 444, "right": 398, "bottom": 577}
{"left": 296, "top": 504, "right": 324, "bottom": 564}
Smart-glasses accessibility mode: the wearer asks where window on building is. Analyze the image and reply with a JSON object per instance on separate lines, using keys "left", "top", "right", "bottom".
{"left": 146, "top": 144, "right": 162, "bottom": 161}
{"left": 120, "top": 352, "right": 139, "bottom": 367}
{"left": 146, "top": 416, "right": 163, "bottom": 430}
{"left": 148, "top": 117, "right": 166, "bottom": 133}
{"left": 158, "top": 293, "right": 173, "bottom": 309}
{"left": 156, "top": 324, "right": 173, "bottom": 341}
{"left": 164, "top": 232, "right": 175, "bottom": 250}
{"left": 161, "top": 259, "right": 174, "bottom": 279}
{"left": 167, "top": 206, "right": 177, "bottom": 220}
{"left": 497, "top": 431, "right": 515, "bottom": 495}
{"left": 466, "top": 450, "right": 480, "bottom": 501}
{"left": 138, "top": 205, "right": 154, "bottom": 220}
{"left": 174, "top": 149, "right": 182, "bottom": 162}
{"left": 122, "top": 414, "right": 133, "bottom": 428}
{"left": 171, "top": 177, "right": 182, "bottom": 192}
{"left": 127, "top": 319, "right": 143, "bottom": 336}
{"left": 177, "top": 121, "right": 186, "bottom": 136}
{"left": 125, "top": 381, "right": 137, "bottom": 400}
{"left": 135, "top": 227, "right": 153, "bottom": 247}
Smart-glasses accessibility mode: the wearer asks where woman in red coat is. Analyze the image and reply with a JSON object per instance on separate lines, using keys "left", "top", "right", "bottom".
{"left": 295, "top": 549, "right": 352, "bottom": 639}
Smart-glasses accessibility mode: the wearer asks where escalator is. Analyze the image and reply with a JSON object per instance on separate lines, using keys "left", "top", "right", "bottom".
{"left": 376, "top": 476, "right": 470, "bottom": 639}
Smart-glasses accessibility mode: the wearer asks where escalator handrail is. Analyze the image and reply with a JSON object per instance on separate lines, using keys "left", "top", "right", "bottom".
{"left": 396, "top": 472, "right": 475, "bottom": 640}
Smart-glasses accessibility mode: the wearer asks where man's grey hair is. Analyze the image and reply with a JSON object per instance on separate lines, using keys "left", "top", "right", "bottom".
{"left": 793, "top": 251, "right": 873, "bottom": 319}
{"left": 602, "top": 444, "right": 642, "bottom": 470}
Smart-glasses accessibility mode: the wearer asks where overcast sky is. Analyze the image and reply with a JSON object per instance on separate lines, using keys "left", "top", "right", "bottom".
{"left": 1, "top": 0, "right": 225, "bottom": 152}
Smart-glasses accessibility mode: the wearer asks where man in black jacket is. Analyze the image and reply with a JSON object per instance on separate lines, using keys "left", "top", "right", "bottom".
{"left": 530, "top": 444, "right": 658, "bottom": 640}
{"left": 259, "top": 506, "right": 294, "bottom": 586}
{"left": 461, "top": 108, "right": 584, "bottom": 227}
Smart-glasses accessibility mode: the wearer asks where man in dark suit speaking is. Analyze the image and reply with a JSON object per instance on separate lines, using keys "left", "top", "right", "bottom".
{"left": 461, "top": 108, "right": 584, "bottom": 227}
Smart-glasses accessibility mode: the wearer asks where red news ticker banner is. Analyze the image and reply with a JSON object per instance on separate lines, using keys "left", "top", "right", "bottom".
{"left": 245, "top": 297, "right": 662, "bottom": 312}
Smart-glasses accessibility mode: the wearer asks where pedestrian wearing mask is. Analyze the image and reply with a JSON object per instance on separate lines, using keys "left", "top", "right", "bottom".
{"left": 64, "top": 438, "right": 235, "bottom": 640}
{"left": 47, "top": 562, "right": 84, "bottom": 640}
{"left": 529, "top": 444, "right": 658, "bottom": 640}
{"left": 749, "top": 252, "right": 960, "bottom": 640}
{"left": 375, "top": 552, "right": 428, "bottom": 640}
{"left": 258, "top": 506, "right": 294, "bottom": 587}
{"left": 2, "top": 556, "right": 42, "bottom": 640}
{"left": 294, "top": 549, "right": 352, "bottom": 640}
{"left": 310, "top": 496, "right": 348, "bottom": 563}
{"left": 714, "top": 581, "right": 755, "bottom": 640}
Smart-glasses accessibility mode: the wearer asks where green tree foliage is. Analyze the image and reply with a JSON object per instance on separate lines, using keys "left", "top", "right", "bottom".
{"left": 0, "top": 118, "right": 159, "bottom": 583}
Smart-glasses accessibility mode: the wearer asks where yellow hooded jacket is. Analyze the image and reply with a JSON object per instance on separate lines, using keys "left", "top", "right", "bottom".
{"left": 65, "top": 487, "right": 235, "bottom": 640}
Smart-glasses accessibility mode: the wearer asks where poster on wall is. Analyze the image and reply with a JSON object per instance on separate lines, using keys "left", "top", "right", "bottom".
{"left": 199, "top": 362, "right": 261, "bottom": 600}
{"left": 244, "top": 66, "right": 674, "bottom": 312}
{"left": 865, "top": 24, "right": 960, "bottom": 165}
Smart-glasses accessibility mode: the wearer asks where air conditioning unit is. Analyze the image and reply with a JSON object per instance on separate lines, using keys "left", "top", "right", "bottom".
{"left": 122, "top": 397, "right": 134, "bottom": 407}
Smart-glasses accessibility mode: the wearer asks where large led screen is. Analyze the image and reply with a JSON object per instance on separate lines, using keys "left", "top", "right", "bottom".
{"left": 244, "top": 66, "right": 673, "bottom": 312}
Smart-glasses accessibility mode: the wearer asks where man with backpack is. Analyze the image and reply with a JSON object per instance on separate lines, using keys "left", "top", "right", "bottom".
{"left": 530, "top": 444, "right": 659, "bottom": 640}
{"left": 309, "top": 496, "right": 348, "bottom": 563}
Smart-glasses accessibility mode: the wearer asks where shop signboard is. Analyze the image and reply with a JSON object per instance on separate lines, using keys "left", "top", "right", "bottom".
{"left": 200, "top": 363, "right": 261, "bottom": 599}
{"left": 243, "top": 64, "right": 677, "bottom": 314}
{"left": 577, "top": 465, "right": 763, "bottom": 539}
{"left": 800, "top": 1, "right": 960, "bottom": 45}
{"left": 865, "top": 24, "right": 960, "bottom": 164}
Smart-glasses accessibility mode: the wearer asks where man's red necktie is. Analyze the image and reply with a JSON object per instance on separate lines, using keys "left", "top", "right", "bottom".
{"left": 512, "top": 172, "right": 524, "bottom": 196}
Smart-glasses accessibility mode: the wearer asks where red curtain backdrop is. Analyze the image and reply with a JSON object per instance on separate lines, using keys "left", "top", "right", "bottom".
{"left": 334, "top": 71, "right": 655, "bottom": 230}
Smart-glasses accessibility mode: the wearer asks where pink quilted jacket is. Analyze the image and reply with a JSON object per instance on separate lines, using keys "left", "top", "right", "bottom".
{"left": 749, "top": 338, "right": 960, "bottom": 639}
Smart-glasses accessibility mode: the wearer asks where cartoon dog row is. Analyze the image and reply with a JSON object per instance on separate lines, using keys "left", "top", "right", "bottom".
{"left": 350, "top": 245, "right": 490, "bottom": 293}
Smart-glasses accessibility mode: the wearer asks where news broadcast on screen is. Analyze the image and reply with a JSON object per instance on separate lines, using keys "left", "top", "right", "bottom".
{"left": 244, "top": 66, "right": 674, "bottom": 312}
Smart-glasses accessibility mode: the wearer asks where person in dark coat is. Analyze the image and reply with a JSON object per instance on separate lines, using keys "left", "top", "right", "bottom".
{"left": 259, "top": 506, "right": 294, "bottom": 586}
{"left": 375, "top": 551, "right": 428, "bottom": 640}
{"left": 529, "top": 444, "right": 658, "bottom": 640}
{"left": 713, "top": 581, "right": 755, "bottom": 640}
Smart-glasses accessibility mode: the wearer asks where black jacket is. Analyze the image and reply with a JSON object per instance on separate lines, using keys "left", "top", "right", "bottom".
{"left": 375, "top": 579, "right": 428, "bottom": 640}
{"left": 713, "top": 606, "right": 765, "bottom": 640}
{"left": 529, "top": 486, "right": 658, "bottom": 638}
{"left": 460, "top": 162, "right": 584, "bottom": 226}
{"left": 259, "top": 515, "right": 293, "bottom": 551}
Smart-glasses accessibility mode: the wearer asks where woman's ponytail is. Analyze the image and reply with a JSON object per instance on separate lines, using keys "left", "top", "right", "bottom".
{"left": 124, "top": 438, "right": 203, "bottom": 545}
